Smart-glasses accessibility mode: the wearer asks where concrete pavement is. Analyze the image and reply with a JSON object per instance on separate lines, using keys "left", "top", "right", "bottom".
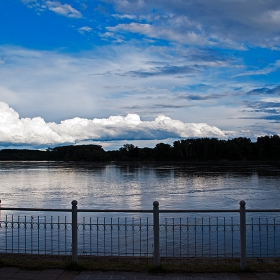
{"left": 0, "top": 267, "right": 280, "bottom": 280}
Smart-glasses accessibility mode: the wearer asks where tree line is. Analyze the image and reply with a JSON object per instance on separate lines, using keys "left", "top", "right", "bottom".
{"left": 0, "top": 135, "right": 280, "bottom": 161}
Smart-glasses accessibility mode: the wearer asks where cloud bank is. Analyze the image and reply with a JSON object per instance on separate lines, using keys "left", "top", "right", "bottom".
{"left": 106, "top": 0, "right": 280, "bottom": 49}
{"left": 0, "top": 102, "right": 225, "bottom": 147}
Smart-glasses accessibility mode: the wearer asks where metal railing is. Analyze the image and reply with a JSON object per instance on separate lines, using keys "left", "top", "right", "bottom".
{"left": 1, "top": 200, "right": 280, "bottom": 270}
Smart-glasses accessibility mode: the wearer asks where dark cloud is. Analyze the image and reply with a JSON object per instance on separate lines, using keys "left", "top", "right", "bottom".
{"left": 245, "top": 101, "right": 280, "bottom": 110}
{"left": 238, "top": 115, "right": 280, "bottom": 121}
{"left": 187, "top": 48, "right": 235, "bottom": 65}
{"left": 262, "top": 115, "right": 280, "bottom": 120}
{"left": 120, "top": 103, "right": 189, "bottom": 111}
{"left": 183, "top": 93, "right": 227, "bottom": 101}
{"left": 152, "top": 104, "right": 189, "bottom": 109}
{"left": 253, "top": 109, "right": 280, "bottom": 114}
{"left": 247, "top": 85, "right": 280, "bottom": 95}
{"left": 243, "top": 100, "right": 280, "bottom": 120}
{"left": 124, "top": 65, "right": 198, "bottom": 78}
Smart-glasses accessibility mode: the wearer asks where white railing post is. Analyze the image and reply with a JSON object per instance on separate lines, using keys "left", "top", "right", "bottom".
{"left": 239, "top": 200, "right": 246, "bottom": 270}
{"left": 153, "top": 201, "right": 160, "bottom": 266}
{"left": 72, "top": 200, "right": 78, "bottom": 263}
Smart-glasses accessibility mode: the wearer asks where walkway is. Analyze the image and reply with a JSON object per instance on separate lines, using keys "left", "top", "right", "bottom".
{"left": 0, "top": 267, "right": 280, "bottom": 280}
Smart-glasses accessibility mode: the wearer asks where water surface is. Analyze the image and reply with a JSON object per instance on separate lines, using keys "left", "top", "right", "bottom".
{"left": 0, "top": 161, "right": 280, "bottom": 210}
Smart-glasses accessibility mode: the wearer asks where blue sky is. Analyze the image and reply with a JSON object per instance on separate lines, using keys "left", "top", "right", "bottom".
{"left": 0, "top": 0, "right": 280, "bottom": 150}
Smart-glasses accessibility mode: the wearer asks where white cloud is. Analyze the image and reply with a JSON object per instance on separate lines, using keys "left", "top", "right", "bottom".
{"left": 21, "top": 0, "right": 37, "bottom": 4}
{"left": 112, "top": 14, "right": 137, "bottom": 20}
{"left": 107, "top": 23, "right": 210, "bottom": 45}
{"left": 45, "top": 1, "right": 82, "bottom": 18}
{"left": 78, "top": 26, "right": 92, "bottom": 34}
{"left": 99, "top": 31, "right": 124, "bottom": 43}
{"left": 0, "top": 102, "right": 225, "bottom": 147}
{"left": 232, "top": 60, "right": 280, "bottom": 77}
{"left": 0, "top": 102, "right": 61, "bottom": 145}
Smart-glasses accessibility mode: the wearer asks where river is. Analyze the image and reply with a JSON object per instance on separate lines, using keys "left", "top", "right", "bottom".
{"left": 0, "top": 161, "right": 280, "bottom": 210}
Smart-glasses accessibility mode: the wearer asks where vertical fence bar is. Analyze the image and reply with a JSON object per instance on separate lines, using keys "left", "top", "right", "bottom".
{"left": 231, "top": 217, "right": 234, "bottom": 258}
{"left": 251, "top": 217, "right": 254, "bottom": 258}
{"left": 18, "top": 216, "right": 20, "bottom": 253}
{"left": 37, "top": 216, "right": 40, "bottom": 254}
{"left": 132, "top": 217, "right": 135, "bottom": 257}
{"left": 125, "top": 218, "right": 127, "bottom": 256}
{"left": 11, "top": 215, "right": 14, "bottom": 253}
{"left": 58, "top": 216, "right": 60, "bottom": 255}
{"left": 90, "top": 217, "right": 92, "bottom": 255}
{"left": 71, "top": 200, "right": 78, "bottom": 263}
{"left": 110, "top": 217, "right": 113, "bottom": 255}
{"left": 274, "top": 217, "right": 276, "bottom": 257}
{"left": 165, "top": 218, "right": 167, "bottom": 258}
{"left": 82, "top": 217, "right": 85, "bottom": 254}
{"left": 153, "top": 201, "right": 160, "bottom": 266}
{"left": 24, "top": 216, "right": 26, "bottom": 253}
{"left": 117, "top": 217, "right": 120, "bottom": 256}
{"left": 103, "top": 217, "right": 106, "bottom": 255}
{"left": 172, "top": 218, "right": 175, "bottom": 257}
{"left": 44, "top": 216, "right": 47, "bottom": 255}
{"left": 202, "top": 217, "right": 204, "bottom": 258}
{"left": 139, "top": 218, "right": 142, "bottom": 257}
{"left": 266, "top": 218, "right": 269, "bottom": 257}
{"left": 146, "top": 217, "right": 149, "bottom": 258}
{"left": 65, "top": 216, "right": 67, "bottom": 255}
{"left": 240, "top": 200, "right": 246, "bottom": 270}
{"left": 51, "top": 216, "right": 53, "bottom": 254}
{"left": 97, "top": 217, "right": 99, "bottom": 255}
{"left": 179, "top": 218, "right": 182, "bottom": 258}
{"left": 31, "top": 216, "right": 33, "bottom": 254}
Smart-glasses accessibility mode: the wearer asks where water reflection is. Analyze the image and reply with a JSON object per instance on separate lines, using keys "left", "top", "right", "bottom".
{"left": 0, "top": 161, "right": 280, "bottom": 210}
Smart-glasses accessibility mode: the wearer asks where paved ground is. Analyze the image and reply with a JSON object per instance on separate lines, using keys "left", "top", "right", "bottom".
{"left": 0, "top": 267, "right": 280, "bottom": 280}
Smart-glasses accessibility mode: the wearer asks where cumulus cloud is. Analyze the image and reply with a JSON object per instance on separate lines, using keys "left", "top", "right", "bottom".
{"left": 45, "top": 1, "right": 82, "bottom": 18}
{"left": 0, "top": 102, "right": 225, "bottom": 147}
{"left": 0, "top": 102, "right": 61, "bottom": 145}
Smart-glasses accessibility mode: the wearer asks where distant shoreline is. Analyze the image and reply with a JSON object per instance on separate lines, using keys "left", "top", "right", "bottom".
{"left": 0, "top": 135, "right": 280, "bottom": 161}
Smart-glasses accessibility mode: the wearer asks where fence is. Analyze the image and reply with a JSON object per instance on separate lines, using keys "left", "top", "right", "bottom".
{"left": 1, "top": 200, "right": 280, "bottom": 270}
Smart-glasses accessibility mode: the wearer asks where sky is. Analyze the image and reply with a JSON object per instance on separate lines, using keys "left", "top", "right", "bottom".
{"left": 0, "top": 0, "right": 280, "bottom": 150}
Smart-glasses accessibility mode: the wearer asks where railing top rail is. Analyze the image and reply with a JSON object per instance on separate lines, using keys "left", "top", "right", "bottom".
{"left": 77, "top": 209, "right": 153, "bottom": 213}
{"left": 160, "top": 209, "right": 280, "bottom": 213}
{"left": 0, "top": 207, "right": 153, "bottom": 213}
{"left": 80, "top": 209, "right": 280, "bottom": 213}
{"left": 78, "top": 209, "right": 240, "bottom": 213}
{"left": 246, "top": 209, "right": 280, "bottom": 212}
{"left": 159, "top": 209, "right": 240, "bottom": 213}
{"left": 0, "top": 207, "right": 72, "bottom": 212}
{"left": 1, "top": 207, "right": 280, "bottom": 213}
